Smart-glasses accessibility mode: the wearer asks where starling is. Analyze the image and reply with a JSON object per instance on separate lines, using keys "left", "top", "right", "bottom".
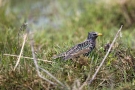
{"left": 52, "top": 32, "right": 102, "bottom": 60}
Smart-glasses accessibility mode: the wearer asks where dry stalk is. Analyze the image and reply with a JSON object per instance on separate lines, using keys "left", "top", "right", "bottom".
{"left": 14, "top": 33, "right": 27, "bottom": 71}
{"left": 78, "top": 25, "right": 123, "bottom": 90}
{"left": 25, "top": 25, "right": 67, "bottom": 89}
{"left": 39, "top": 67, "right": 65, "bottom": 87}
{"left": 27, "top": 28, "right": 55, "bottom": 85}
{"left": 4, "top": 54, "right": 53, "bottom": 63}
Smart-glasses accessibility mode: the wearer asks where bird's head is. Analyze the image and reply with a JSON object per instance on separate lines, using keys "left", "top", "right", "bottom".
{"left": 87, "top": 32, "right": 102, "bottom": 40}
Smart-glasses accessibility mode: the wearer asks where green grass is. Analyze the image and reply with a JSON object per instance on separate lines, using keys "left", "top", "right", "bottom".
{"left": 0, "top": 0, "right": 135, "bottom": 90}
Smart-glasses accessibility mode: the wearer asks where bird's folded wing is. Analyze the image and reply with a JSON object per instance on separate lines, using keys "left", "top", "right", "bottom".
{"left": 64, "top": 48, "right": 91, "bottom": 60}
{"left": 71, "top": 48, "right": 91, "bottom": 56}
{"left": 64, "top": 40, "right": 92, "bottom": 60}
{"left": 66, "top": 40, "right": 91, "bottom": 55}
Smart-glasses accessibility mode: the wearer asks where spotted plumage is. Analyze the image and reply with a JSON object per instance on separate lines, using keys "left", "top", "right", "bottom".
{"left": 52, "top": 32, "right": 102, "bottom": 60}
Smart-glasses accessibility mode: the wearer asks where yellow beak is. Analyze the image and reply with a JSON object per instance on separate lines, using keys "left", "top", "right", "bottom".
{"left": 97, "top": 33, "right": 102, "bottom": 36}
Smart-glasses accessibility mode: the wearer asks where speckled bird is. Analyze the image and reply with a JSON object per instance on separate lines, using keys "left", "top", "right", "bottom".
{"left": 52, "top": 32, "right": 102, "bottom": 60}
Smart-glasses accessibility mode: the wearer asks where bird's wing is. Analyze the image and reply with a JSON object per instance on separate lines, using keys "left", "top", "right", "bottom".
{"left": 66, "top": 40, "right": 92, "bottom": 54}
{"left": 64, "top": 48, "right": 91, "bottom": 60}
{"left": 52, "top": 45, "right": 79, "bottom": 59}
{"left": 64, "top": 40, "right": 93, "bottom": 60}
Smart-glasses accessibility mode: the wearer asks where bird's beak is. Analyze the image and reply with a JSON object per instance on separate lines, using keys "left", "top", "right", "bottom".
{"left": 97, "top": 33, "right": 102, "bottom": 36}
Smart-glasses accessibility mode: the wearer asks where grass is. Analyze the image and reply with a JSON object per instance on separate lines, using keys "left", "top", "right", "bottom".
{"left": 0, "top": 0, "right": 135, "bottom": 90}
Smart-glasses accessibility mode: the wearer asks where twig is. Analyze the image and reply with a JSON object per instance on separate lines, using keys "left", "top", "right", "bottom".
{"left": 27, "top": 28, "right": 55, "bottom": 85}
{"left": 3, "top": 54, "right": 53, "bottom": 63}
{"left": 78, "top": 25, "right": 123, "bottom": 90}
{"left": 29, "top": 32, "right": 67, "bottom": 88}
{"left": 29, "top": 33, "right": 67, "bottom": 87}
{"left": 39, "top": 67, "right": 66, "bottom": 87}
{"left": 14, "top": 33, "right": 27, "bottom": 71}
